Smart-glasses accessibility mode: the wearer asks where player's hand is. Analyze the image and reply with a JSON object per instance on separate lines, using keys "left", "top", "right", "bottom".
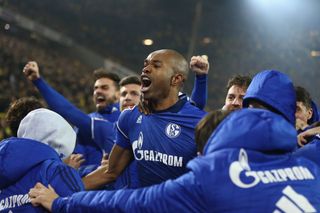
{"left": 29, "top": 183, "right": 58, "bottom": 212}
{"left": 297, "top": 126, "right": 320, "bottom": 147}
{"left": 190, "top": 55, "right": 209, "bottom": 75}
{"left": 63, "top": 154, "right": 85, "bottom": 169}
{"left": 23, "top": 61, "right": 41, "bottom": 81}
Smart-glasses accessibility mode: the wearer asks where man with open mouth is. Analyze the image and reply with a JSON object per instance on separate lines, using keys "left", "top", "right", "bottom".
{"left": 23, "top": 62, "right": 121, "bottom": 175}
{"left": 81, "top": 49, "right": 208, "bottom": 189}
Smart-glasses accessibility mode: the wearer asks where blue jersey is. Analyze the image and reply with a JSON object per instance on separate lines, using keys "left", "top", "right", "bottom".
{"left": 0, "top": 138, "right": 84, "bottom": 213}
{"left": 52, "top": 109, "right": 320, "bottom": 213}
{"left": 116, "top": 99, "right": 206, "bottom": 187}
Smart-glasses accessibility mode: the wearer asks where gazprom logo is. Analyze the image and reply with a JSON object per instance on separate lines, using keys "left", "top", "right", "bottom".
{"left": 165, "top": 123, "right": 181, "bottom": 138}
{"left": 229, "top": 149, "right": 315, "bottom": 189}
{"left": 132, "top": 132, "right": 144, "bottom": 160}
{"left": 132, "top": 131, "right": 183, "bottom": 167}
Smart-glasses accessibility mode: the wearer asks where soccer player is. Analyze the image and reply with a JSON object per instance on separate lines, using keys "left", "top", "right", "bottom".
{"left": 295, "top": 86, "right": 319, "bottom": 132}
{"left": 222, "top": 75, "right": 252, "bottom": 111}
{"left": 293, "top": 87, "right": 320, "bottom": 164}
{"left": 82, "top": 54, "right": 209, "bottom": 189}
{"left": 23, "top": 63, "right": 121, "bottom": 172}
{"left": 82, "top": 49, "right": 207, "bottom": 189}
{"left": 85, "top": 75, "right": 142, "bottom": 189}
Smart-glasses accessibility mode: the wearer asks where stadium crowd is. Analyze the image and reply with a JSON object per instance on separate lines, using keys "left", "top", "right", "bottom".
{"left": 0, "top": 32, "right": 94, "bottom": 138}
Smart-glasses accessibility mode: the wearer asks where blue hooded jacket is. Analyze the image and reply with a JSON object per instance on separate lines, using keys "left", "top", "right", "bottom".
{"left": 52, "top": 109, "right": 320, "bottom": 212}
{"left": 242, "top": 70, "right": 320, "bottom": 166}
{"left": 242, "top": 70, "right": 296, "bottom": 126}
{"left": 0, "top": 138, "right": 84, "bottom": 212}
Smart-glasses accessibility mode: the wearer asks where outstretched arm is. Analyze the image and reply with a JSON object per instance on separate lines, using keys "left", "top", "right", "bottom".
{"left": 189, "top": 55, "right": 209, "bottom": 110}
{"left": 29, "top": 170, "right": 204, "bottom": 213}
{"left": 23, "top": 61, "right": 92, "bottom": 143}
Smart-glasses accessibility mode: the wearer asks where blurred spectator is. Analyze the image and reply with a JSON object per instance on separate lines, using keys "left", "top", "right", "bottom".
{"left": 0, "top": 32, "right": 93, "bottom": 140}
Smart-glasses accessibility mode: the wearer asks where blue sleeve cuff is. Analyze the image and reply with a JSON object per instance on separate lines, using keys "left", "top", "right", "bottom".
{"left": 52, "top": 197, "right": 68, "bottom": 213}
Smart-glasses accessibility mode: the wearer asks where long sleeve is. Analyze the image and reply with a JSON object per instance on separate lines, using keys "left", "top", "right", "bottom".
{"left": 33, "top": 78, "right": 92, "bottom": 144}
{"left": 190, "top": 74, "right": 207, "bottom": 110}
{"left": 47, "top": 163, "right": 85, "bottom": 197}
{"left": 52, "top": 171, "right": 205, "bottom": 213}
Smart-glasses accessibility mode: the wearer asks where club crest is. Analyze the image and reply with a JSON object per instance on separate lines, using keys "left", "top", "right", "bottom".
{"left": 165, "top": 123, "right": 181, "bottom": 138}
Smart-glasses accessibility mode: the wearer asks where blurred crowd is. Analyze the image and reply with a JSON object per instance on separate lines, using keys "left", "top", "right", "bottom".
{"left": 0, "top": 32, "right": 95, "bottom": 139}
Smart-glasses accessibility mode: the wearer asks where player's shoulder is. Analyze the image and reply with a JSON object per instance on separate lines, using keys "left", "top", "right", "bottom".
{"left": 119, "top": 106, "right": 141, "bottom": 123}
{"left": 180, "top": 101, "right": 206, "bottom": 116}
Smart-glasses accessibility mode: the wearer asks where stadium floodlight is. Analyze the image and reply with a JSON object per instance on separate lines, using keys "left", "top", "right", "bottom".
{"left": 143, "top": 39, "right": 153, "bottom": 46}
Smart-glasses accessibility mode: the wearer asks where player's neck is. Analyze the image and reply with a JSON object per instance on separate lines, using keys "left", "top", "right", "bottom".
{"left": 152, "top": 96, "right": 179, "bottom": 111}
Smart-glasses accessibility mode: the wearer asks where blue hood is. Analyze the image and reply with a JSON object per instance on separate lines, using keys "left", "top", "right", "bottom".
{"left": 243, "top": 70, "right": 296, "bottom": 126}
{"left": 203, "top": 108, "right": 297, "bottom": 155}
{"left": 0, "top": 137, "right": 60, "bottom": 189}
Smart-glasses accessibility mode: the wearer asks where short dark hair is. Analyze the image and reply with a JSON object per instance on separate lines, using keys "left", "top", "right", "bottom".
{"left": 119, "top": 75, "right": 141, "bottom": 87}
{"left": 195, "top": 109, "right": 231, "bottom": 154}
{"left": 226, "top": 75, "right": 252, "bottom": 91}
{"left": 295, "top": 86, "right": 312, "bottom": 109}
{"left": 5, "top": 97, "right": 44, "bottom": 136}
{"left": 93, "top": 68, "right": 120, "bottom": 90}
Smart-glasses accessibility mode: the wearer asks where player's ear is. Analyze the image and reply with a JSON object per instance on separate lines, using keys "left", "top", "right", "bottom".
{"left": 307, "top": 108, "right": 313, "bottom": 120}
{"left": 171, "top": 73, "right": 184, "bottom": 86}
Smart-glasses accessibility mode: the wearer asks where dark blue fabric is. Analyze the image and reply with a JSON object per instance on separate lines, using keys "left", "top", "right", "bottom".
{"left": 190, "top": 74, "right": 207, "bottom": 110}
{"left": 178, "top": 74, "right": 207, "bottom": 110}
{"left": 203, "top": 108, "right": 297, "bottom": 155}
{"left": 243, "top": 70, "right": 296, "bottom": 125}
{"left": 294, "top": 135, "right": 320, "bottom": 165}
{"left": 0, "top": 138, "right": 84, "bottom": 212}
{"left": 116, "top": 101, "right": 206, "bottom": 187}
{"left": 52, "top": 109, "right": 320, "bottom": 212}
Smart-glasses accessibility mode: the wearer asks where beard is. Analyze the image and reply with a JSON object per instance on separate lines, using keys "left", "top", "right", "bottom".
{"left": 95, "top": 94, "right": 118, "bottom": 112}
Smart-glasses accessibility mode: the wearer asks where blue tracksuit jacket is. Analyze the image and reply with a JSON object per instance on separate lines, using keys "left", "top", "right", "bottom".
{"left": 0, "top": 138, "right": 84, "bottom": 212}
